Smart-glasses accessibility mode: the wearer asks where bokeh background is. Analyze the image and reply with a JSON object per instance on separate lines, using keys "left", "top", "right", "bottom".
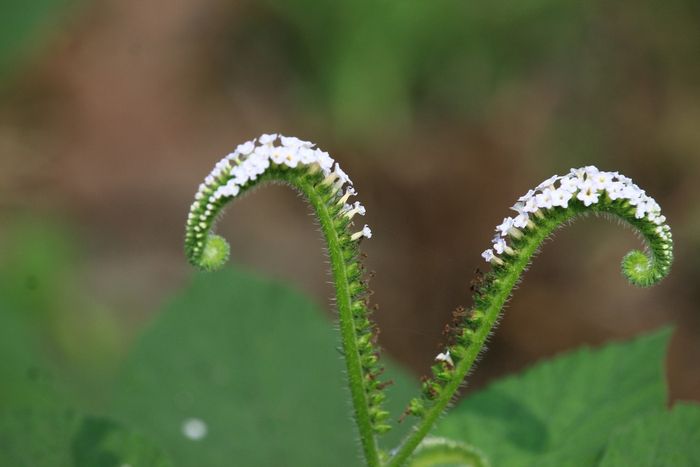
{"left": 1, "top": 0, "right": 699, "bottom": 438}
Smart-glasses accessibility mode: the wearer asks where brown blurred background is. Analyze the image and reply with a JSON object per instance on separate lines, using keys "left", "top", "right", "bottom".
{"left": 1, "top": 0, "right": 699, "bottom": 402}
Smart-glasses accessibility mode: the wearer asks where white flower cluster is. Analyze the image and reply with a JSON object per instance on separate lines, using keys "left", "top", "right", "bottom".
{"left": 187, "top": 134, "right": 372, "bottom": 253}
{"left": 481, "top": 166, "right": 672, "bottom": 264}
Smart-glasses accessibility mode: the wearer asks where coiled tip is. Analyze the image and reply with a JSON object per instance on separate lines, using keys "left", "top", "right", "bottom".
{"left": 196, "top": 234, "right": 230, "bottom": 272}
{"left": 621, "top": 249, "right": 667, "bottom": 288}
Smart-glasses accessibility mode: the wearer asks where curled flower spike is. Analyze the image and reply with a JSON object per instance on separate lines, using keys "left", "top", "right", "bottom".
{"left": 481, "top": 166, "right": 672, "bottom": 286}
{"left": 184, "top": 134, "right": 389, "bottom": 466}
{"left": 389, "top": 166, "right": 673, "bottom": 467}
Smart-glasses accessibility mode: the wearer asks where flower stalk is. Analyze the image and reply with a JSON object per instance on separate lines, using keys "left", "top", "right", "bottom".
{"left": 184, "top": 134, "right": 386, "bottom": 465}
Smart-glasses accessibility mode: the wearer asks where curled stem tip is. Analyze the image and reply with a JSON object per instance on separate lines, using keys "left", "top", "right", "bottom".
{"left": 197, "top": 234, "right": 230, "bottom": 272}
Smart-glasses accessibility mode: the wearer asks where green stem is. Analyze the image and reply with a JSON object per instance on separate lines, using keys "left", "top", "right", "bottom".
{"left": 297, "top": 177, "right": 381, "bottom": 466}
{"left": 387, "top": 199, "right": 671, "bottom": 466}
{"left": 387, "top": 218, "right": 556, "bottom": 466}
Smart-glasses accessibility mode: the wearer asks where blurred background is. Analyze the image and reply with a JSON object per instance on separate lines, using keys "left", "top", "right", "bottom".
{"left": 1, "top": 0, "right": 699, "bottom": 435}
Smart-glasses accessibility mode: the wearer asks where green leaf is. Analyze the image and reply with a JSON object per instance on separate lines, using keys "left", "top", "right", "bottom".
{"left": 72, "top": 416, "right": 172, "bottom": 467}
{"left": 598, "top": 403, "right": 700, "bottom": 467}
{"left": 0, "top": 382, "right": 79, "bottom": 466}
{"left": 434, "top": 329, "right": 672, "bottom": 467}
{"left": 112, "top": 266, "right": 417, "bottom": 467}
{"left": 0, "top": 297, "right": 171, "bottom": 466}
{"left": 0, "top": 363, "right": 171, "bottom": 467}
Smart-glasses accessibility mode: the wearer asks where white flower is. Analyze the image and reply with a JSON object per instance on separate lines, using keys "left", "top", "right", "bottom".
{"left": 225, "top": 152, "right": 240, "bottom": 164}
{"left": 496, "top": 217, "right": 514, "bottom": 236}
{"left": 646, "top": 199, "right": 661, "bottom": 213}
{"left": 518, "top": 189, "right": 536, "bottom": 202}
{"left": 270, "top": 146, "right": 286, "bottom": 165}
{"left": 576, "top": 180, "right": 599, "bottom": 206}
{"left": 591, "top": 171, "right": 611, "bottom": 187}
{"left": 259, "top": 133, "right": 277, "bottom": 145}
{"left": 550, "top": 188, "right": 573, "bottom": 208}
{"left": 535, "top": 189, "right": 554, "bottom": 209}
{"left": 351, "top": 224, "right": 372, "bottom": 241}
{"left": 231, "top": 165, "right": 249, "bottom": 185}
{"left": 606, "top": 182, "right": 626, "bottom": 200}
{"left": 493, "top": 237, "right": 509, "bottom": 255}
{"left": 221, "top": 180, "right": 240, "bottom": 197}
{"left": 482, "top": 248, "right": 496, "bottom": 262}
{"left": 522, "top": 196, "right": 539, "bottom": 213}
{"left": 653, "top": 214, "right": 666, "bottom": 225}
{"left": 315, "top": 150, "right": 334, "bottom": 175}
{"left": 513, "top": 212, "right": 530, "bottom": 228}
{"left": 536, "top": 175, "right": 559, "bottom": 191}
{"left": 248, "top": 153, "right": 270, "bottom": 171}
{"left": 510, "top": 201, "right": 525, "bottom": 214}
{"left": 282, "top": 148, "right": 300, "bottom": 168}
{"left": 635, "top": 201, "right": 648, "bottom": 219}
{"left": 211, "top": 159, "right": 230, "bottom": 178}
{"left": 559, "top": 176, "right": 579, "bottom": 193}
{"left": 337, "top": 187, "right": 357, "bottom": 206}
{"left": 344, "top": 201, "right": 366, "bottom": 219}
{"left": 280, "top": 135, "right": 312, "bottom": 148}
{"left": 298, "top": 147, "right": 316, "bottom": 164}
{"left": 616, "top": 174, "right": 633, "bottom": 184}
{"left": 583, "top": 165, "right": 600, "bottom": 177}
{"left": 242, "top": 159, "right": 264, "bottom": 180}
{"left": 435, "top": 350, "right": 454, "bottom": 366}
{"left": 334, "top": 164, "right": 352, "bottom": 186}
{"left": 254, "top": 144, "right": 272, "bottom": 157}
{"left": 569, "top": 167, "right": 587, "bottom": 180}
{"left": 236, "top": 141, "right": 255, "bottom": 156}
{"left": 625, "top": 186, "right": 644, "bottom": 205}
{"left": 280, "top": 135, "right": 302, "bottom": 147}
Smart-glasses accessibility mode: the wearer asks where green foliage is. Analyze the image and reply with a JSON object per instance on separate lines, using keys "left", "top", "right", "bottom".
{"left": 246, "top": 0, "right": 590, "bottom": 134}
{"left": 599, "top": 403, "right": 700, "bottom": 467}
{"left": 112, "top": 267, "right": 417, "bottom": 467}
{"left": 0, "top": 218, "right": 122, "bottom": 404}
{"left": 433, "top": 329, "right": 672, "bottom": 467}
{"left": 71, "top": 417, "right": 172, "bottom": 467}
{"left": 0, "top": 304, "right": 171, "bottom": 466}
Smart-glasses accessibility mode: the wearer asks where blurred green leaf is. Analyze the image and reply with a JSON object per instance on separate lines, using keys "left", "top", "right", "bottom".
{"left": 237, "top": 0, "right": 590, "bottom": 135}
{"left": 598, "top": 403, "right": 700, "bottom": 467}
{"left": 72, "top": 416, "right": 172, "bottom": 467}
{"left": 0, "top": 310, "right": 170, "bottom": 466}
{"left": 112, "top": 266, "right": 418, "bottom": 466}
{"left": 0, "top": 218, "right": 122, "bottom": 406}
{"left": 433, "top": 329, "right": 671, "bottom": 467}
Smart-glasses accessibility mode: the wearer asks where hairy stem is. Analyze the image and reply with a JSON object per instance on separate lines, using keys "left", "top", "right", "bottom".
{"left": 296, "top": 175, "right": 381, "bottom": 465}
{"left": 185, "top": 149, "right": 387, "bottom": 466}
{"left": 388, "top": 197, "right": 672, "bottom": 466}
